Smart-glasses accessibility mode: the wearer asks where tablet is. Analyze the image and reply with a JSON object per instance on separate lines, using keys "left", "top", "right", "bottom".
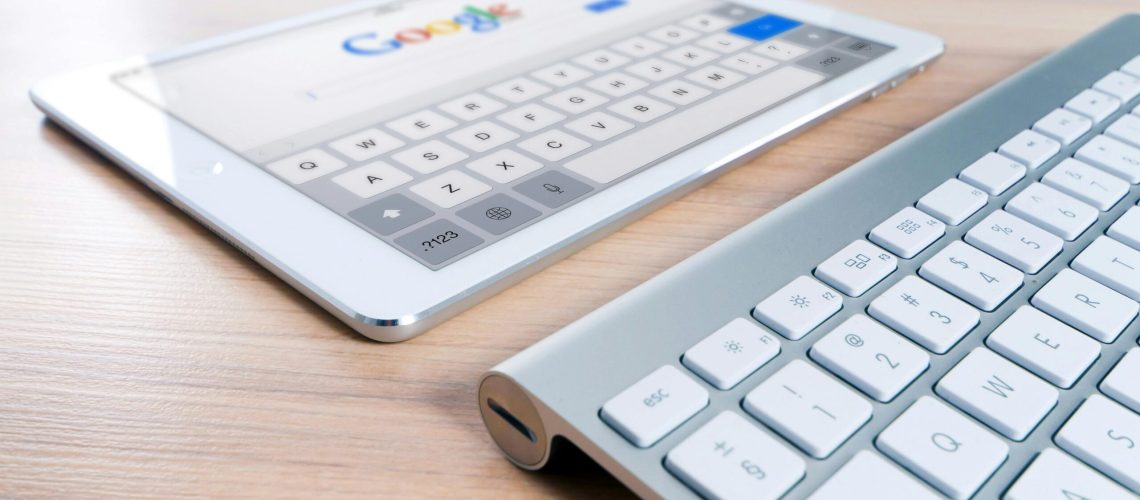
{"left": 31, "top": 0, "right": 943, "bottom": 341}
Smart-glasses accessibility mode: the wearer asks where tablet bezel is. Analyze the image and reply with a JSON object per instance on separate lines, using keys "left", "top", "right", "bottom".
{"left": 31, "top": 0, "right": 943, "bottom": 341}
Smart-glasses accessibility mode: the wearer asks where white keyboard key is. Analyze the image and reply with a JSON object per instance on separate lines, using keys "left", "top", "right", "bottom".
{"left": 808, "top": 451, "right": 940, "bottom": 500}
{"left": 625, "top": 58, "right": 685, "bottom": 82}
{"left": 1065, "top": 88, "right": 1121, "bottom": 123}
{"left": 936, "top": 348, "right": 1058, "bottom": 440}
{"left": 1093, "top": 70, "right": 1140, "bottom": 102}
{"left": 1073, "top": 236, "right": 1140, "bottom": 301}
{"left": 1031, "top": 268, "right": 1138, "bottom": 343}
{"left": 919, "top": 240, "right": 1023, "bottom": 311}
{"left": 662, "top": 45, "right": 719, "bottom": 68}
{"left": 720, "top": 52, "right": 779, "bottom": 76}
{"left": 965, "top": 210, "right": 1063, "bottom": 273}
{"left": 327, "top": 127, "right": 404, "bottom": 161}
{"left": 331, "top": 161, "right": 412, "bottom": 198}
{"left": 868, "top": 207, "right": 946, "bottom": 259}
{"left": 571, "top": 49, "right": 630, "bottom": 73}
{"left": 408, "top": 170, "right": 491, "bottom": 209}
{"left": 1102, "top": 348, "right": 1140, "bottom": 414}
{"left": 814, "top": 239, "right": 897, "bottom": 297}
{"left": 1055, "top": 394, "right": 1140, "bottom": 492}
{"left": 868, "top": 276, "right": 979, "bottom": 354}
{"left": 986, "top": 306, "right": 1100, "bottom": 388}
{"left": 682, "top": 318, "right": 780, "bottom": 391}
{"left": 665, "top": 411, "right": 804, "bottom": 500}
{"left": 446, "top": 121, "right": 520, "bottom": 153}
{"left": 585, "top": 72, "right": 647, "bottom": 98}
{"left": 390, "top": 139, "right": 468, "bottom": 174}
{"left": 645, "top": 25, "right": 700, "bottom": 45}
{"left": 916, "top": 178, "right": 988, "bottom": 225}
{"left": 958, "top": 152, "right": 1026, "bottom": 195}
{"left": 1005, "top": 448, "right": 1136, "bottom": 500}
{"left": 607, "top": 95, "right": 675, "bottom": 123}
{"left": 752, "top": 276, "right": 843, "bottom": 340}
{"left": 438, "top": 92, "right": 506, "bottom": 121}
{"left": 495, "top": 103, "right": 566, "bottom": 133}
{"left": 685, "top": 65, "right": 746, "bottom": 90}
{"left": 1032, "top": 107, "right": 1093, "bottom": 145}
{"left": 1042, "top": 158, "right": 1129, "bottom": 211}
{"left": 485, "top": 77, "right": 551, "bottom": 104}
{"left": 465, "top": 149, "right": 542, "bottom": 184}
{"left": 542, "top": 87, "right": 609, "bottom": 114}
{"left": 1076, "top": 134, "right": 1140, "bottom": 183}
{"left": 266, "top": 148, "right": 346, "bottom": 184}
{"left": 649, "top": 79, "right": 713, "bottom": 106}
{"left": 530, "top": 62, "right": 592, "bottom": 87}
{"left": 679, "top": 13, "right": 732, "bottom": 33}
{"left": 611, "top": 36, "right": 665, "bottom": 58}
{"left": 876, "top": 396, "right": 1008, "bottom": 500}
{"left": 743, "top": 360, "right": 871, "bottom": 458}
{"left": 753, "top": 39, "right": 808, "bottom": 61}
{"left": 1107, "top": 113, "right": 1140, "bottom": 148}
{"left": 1124, "top": 54, "right": 1140, "bottom": 78}
{"left": 516, "top": 129, "right": 590, "bottom": 162}
{"left": 1006, "top": 182, "right": 1098, "bottom": 240}
{"left": 564, "top": 112, "right": 633, "bottom": 142}
{"left": 1108, "top": 206, "right": 1140, "bottom": 250}
{"left": 810, "top": 314, "right": 929, "bottom": 402}
{"left": 999, "top": 129, "right": 1061, "bottom": 169}
{"left": 600, "top": 365, "right": 708, "bottom": 448}
{"left": 696, "top": 33, "right": 751, "bottom": 54}
{"left": 385, "top": 109, "right": 458, "bottom": 140}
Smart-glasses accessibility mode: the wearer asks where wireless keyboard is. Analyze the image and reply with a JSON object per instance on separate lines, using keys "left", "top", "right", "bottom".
{"left": 479, "top": 15, "right": 1140, "bottom": 500}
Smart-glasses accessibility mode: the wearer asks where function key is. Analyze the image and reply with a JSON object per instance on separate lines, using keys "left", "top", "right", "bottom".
{"left": 408, "top": 170, "right": 491, "bottom": 209}
{"left": 645, "top": 25, "right": 701, "bottom": 45}
{"left": 1101, "top": 347, "right": 1140, "bottom": 414}
{"left": 437, "top": 92, "right": 506, "bottom": 121}
{"left": 1064, "top": 88, "right": 1120, "bottom": 123}
{"left": 530, "top": 62, "right": 593, "bottom": 87}
{"left": 390, "top": 139, "right": 469, "bottom": 174}
{"left": 1032, "top": 107, "right": 1092, "bottom": 145}
{"left": 681, "top": 318, "right": 780, "bottom": 390}
{"left": 664, "top": 411, "right": 804, "bottom": 500}
{"left": 1004, "top": 448, "right": 1136, "bottom": 500}
{"left": 814, "top": 239, "right": 897, "bottom": 297}
{"left": 809, "top": 314, "right": 929, "bottom": 402}
{"left": 348, "top": 193, "right": 433, "bottom": 236}
{"left": 743, "top": 360, "right": 872, "bottom": 458}
{"left": 385, "top": 109, "right": 458, "bottom": 140}
{"left": 610, "top": 36, "right": 666, "bottom": 58}
{"left": 1092, "top": 70, "right": 1140, "bottom": 102}
{"left": 796, "top": 48, "right": 866, "bottom": 77}
{"left": 1031, "top": 268, "right": 1137, "bottom": 343}
{"left": 331, "top": 161, "right": 412, "bottom": 199}
{"left": 1041, "top": 158, "right": 1129, "bottom": 211}
{"left": 935, "top": 348, "right": 1058, "bottom": 440}
{"left": 868, "top": 206, "right": 945, "bottom": 259}
{"left": 727, "top": 14, "right": 802, "bottom": 43}
{"left": 875, "top": 396, "right": 1008, "bottom": 499}
{"left": 810, "top": 451, "right": 940, "bottom": 500}
{"left": 780, "top": 26, "right": 843, "bottom": 48}
{"left": 265, "top": 148, "right": 347, "bottom": 185}
{"left": 867, "top": 276, "right": 979, "bottom": 354}
{"left": 327, "top": 127, "right": 404, "bottom": 161}
{"left": 916, "top": 178, "right": 988, "bottom": 225}
{"left": 986, "top": 306, "right": 1100, "bottom": 389}
{"left": 751, "top": 276, "right": 842, "bottom": 340}
{"left": 998, "top": 129, "right": 1060, "bottom": 169}
{"left": 571, "top": 49, "right": 631, "bottom": 72}
{"left": 484, "top": 77, "right": 552, "bottom": 104}
{"left": 1123, "top": 54, "right": 1140, "bottom": 78}
{"left": 678, "top": 13, "right": 733, "bottom": 33}
{"left": 455, "top": 193, "right": 540, "bottom": 236}
{"left": 513, "top": 170, "right": 592, "bottom": 208}
{"left": 1075, "top": 134, "right": 1140, "bottom": 183}
{"left": 600, "top": 365, "right": 708, "bottom": 448}
{"left": 957, "top": 152, "right": 1026, "bottom": 196}
{"left": 1106, "top": 113, "right": 1140, "bottom": 148}
{"left": 393, "top": 218, "right": 483, "bottom": 266}
{"left": 1055, "top": 395, "right": 1140, "bottom": 492}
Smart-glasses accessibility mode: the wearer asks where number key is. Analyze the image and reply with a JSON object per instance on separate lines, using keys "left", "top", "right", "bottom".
{"left": 810, "top": 314, "right": 929, "bottom": 402}
{"left": 918, "top": 240, "right": 1023, "bottom": 311}
{"left": 868, "top": 276, "right": 979, "bottom": 354}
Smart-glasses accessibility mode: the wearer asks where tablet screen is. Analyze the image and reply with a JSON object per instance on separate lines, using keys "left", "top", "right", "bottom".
{"left": 116, "top": 0, "right": 892, "bottom": 268}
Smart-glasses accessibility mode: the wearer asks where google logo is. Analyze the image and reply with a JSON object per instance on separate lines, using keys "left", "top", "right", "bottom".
{"left": 343, "top": 4, "right": 521, "bottom": 56}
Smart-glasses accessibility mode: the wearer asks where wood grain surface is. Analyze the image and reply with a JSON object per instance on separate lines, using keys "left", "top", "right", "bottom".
{"left": 2, "top": 0, "right": 1136, "bottom": 497}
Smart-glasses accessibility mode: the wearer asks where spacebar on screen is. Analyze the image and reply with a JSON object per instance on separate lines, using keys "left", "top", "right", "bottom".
{"left": 564, "top": 66, "right": 825, "bottom": 184}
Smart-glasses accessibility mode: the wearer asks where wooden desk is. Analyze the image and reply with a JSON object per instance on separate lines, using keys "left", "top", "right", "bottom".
{"left": 2, "top": 0, "right": 1134, "bottom": 496}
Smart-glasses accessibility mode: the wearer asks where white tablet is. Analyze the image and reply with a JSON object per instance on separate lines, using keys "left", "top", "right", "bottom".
{"left": 32, "top": 0, "right": 942, "bottom": 341}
